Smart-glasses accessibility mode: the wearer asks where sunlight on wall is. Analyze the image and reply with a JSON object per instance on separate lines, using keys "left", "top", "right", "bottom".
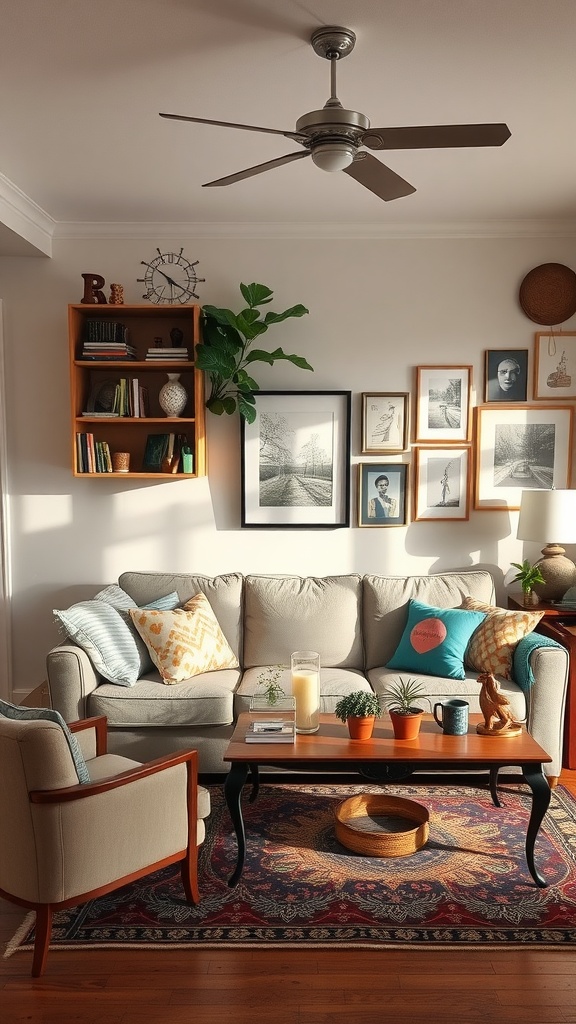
{"left": 20, "top": 494, "right": 72, "bottom": 533}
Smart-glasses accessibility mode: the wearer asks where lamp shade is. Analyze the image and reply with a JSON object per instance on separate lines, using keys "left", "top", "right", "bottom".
{"left": 517, "top": 489, "right": 576, "bottom": 543}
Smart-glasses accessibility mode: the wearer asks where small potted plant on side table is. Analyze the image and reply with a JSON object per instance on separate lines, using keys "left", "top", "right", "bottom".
{"left": 382, "top": 678, "right": 431, "bottom": 740}
{"left": 510, "top": 559, "right": 546, "bottom": 607}
{"left": 334, "top": 691, "right": 382, "bottom": 740}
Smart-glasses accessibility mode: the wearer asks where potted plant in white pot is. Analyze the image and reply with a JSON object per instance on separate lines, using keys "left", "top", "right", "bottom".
{"left": 382, "top": 678, "right": 431, "bottom": 740}
{"left": 334, "top": 691, "right": 382, "bottom": 740}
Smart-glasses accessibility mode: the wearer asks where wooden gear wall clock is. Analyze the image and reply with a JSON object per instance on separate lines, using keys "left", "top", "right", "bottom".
{"left": 137, "top": 248, "right": 205, "bottom": 304}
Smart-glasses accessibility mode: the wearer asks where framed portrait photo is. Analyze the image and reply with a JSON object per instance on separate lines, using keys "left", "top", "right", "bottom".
{"left": 358, "top": 462, "right": 408, "bottom": 527}
{"left": 361, "top": 392, "right": 409, "bottom": 454}
{"left": 484, "top": 349, "right": 528, "bottom": 403}
{"left": 414, "top": 447, "right": 470, "bottom": 521}
{"left": 534, "top": 332, "right": 576, "bottom": 400}
{"left": 240, "top": 390, "right": 351, "bottom": 528}
{"left": 474, "top": 404, "right": 573, "bottom": 510}
{"left": 415, "top": 366, "right": 472, "bottom": 443}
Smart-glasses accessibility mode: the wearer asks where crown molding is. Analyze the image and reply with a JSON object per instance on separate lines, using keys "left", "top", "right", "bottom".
{"left": 0, "top": 174, "right": 54, "bottom": 256}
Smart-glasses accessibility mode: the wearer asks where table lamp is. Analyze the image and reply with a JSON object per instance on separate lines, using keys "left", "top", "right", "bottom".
{"left": 517, "top": 488, "right": 576, "bottom": 602}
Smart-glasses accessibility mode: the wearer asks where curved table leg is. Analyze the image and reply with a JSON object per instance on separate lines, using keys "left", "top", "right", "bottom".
{"left": 522, "top": 763, "right": 551, "bottom": 888}
{"left": 248, "top": 763, "right": 260, "bottom": 802}
{"left": 224, "top": 761, "right": 249, "bottom": 887}
{"left": 489, "top": 767, "right": 501, "bottom": 807}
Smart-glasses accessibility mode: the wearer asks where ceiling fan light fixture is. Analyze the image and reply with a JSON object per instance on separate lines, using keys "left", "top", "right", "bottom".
{"left": 311, "top": 142, "right": 355, "bottom": 172}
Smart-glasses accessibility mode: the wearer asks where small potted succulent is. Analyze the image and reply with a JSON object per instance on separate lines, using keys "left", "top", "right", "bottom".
{"left": 381, "top": 678, "right": 431, "bottom": 740}
{"left": 334, "top": 690, "right": 382, "bottom": 740}
{"left": 510, "top": 559, "right": 545, "bottom": 607}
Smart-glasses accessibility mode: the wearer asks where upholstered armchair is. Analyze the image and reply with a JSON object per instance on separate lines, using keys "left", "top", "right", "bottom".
{"left": 0, "top": 713, "right": 210, "bottom": 976}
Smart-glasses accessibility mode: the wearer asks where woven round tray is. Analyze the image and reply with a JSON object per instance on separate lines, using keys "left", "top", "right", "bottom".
{"left": 334, "top": 793, "right": 429, "bottom": 858}
{"left": 519, "top": 263, "right": 576, "bottom": 325}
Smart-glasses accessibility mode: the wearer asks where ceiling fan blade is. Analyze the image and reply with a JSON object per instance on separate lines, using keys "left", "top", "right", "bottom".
{"left": 203, "top": 150, "right": 311, "bottom": 187}
{"left": 362, "top": 123, "right": 511, "bottom": 150}
{"left": 343, "top": 153, "right": 416, "bottom": 202}
{"left": 159, "top": 112, "right": 305, "bottom": 142}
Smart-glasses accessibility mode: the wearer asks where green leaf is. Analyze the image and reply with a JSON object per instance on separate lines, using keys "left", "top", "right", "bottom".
{"left": 195, "top": 344, "right": 237, "bottom": 378}
{"left": 206, "top": 397, "right": 225, "bottom": 415}
{"left": 246, "top": 346, "right": 313, "bottom": 371}
{"left": 200, "top": 318, "right": 242, "bottom": 353}
{"left": 235, "top": 370, "right": 259, "bottom": 391}
{"left": 244, "top": 348, "right": 276, "bottom": 366}
{"left": 238, "top": 395, "right": 257, "bottom": 422}
{"left": 221, "top": 395, "right": 237, "bottom": 415}
{"left": 240, "top": 282, "right": 274, "bottom": 307}
{"left": 263, "top": 304, "right": 309, "bottom": 324}
{"left": 239, "top": 308, "right": 261, "bottom": 326}
{"left": 235, "top": 312, "right": 269, "bottom": 340}
{"left": 202, "top": 304, "right": 238, "bottom": 328}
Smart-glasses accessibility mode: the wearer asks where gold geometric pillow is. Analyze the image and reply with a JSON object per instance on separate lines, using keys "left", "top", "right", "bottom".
{"left": 460, "top": 596, "right": 544, "bottom": 679}
{"left": 129, "top": 592, "right": 238, "bottom": 684}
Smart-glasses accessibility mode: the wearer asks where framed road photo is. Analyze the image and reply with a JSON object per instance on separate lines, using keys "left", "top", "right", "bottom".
{"left": 484, "top": 349, "right": 528, "bottom": 403}
{"left": 474, "top": 405, "right": 573, "bottom": 510}
{"left": 414, "top": 447, "right": 470, "bottom": 521}
{"left": 415, "top": 366, "right": 472, "bottom": 443}
{"left": 241, "top": 391, "right": 351, "bottom": 528}
{"left": 534, "top": 332, "right": 576, "bottom": 400}
{"left": 361, "top": 392, "right": 409, "bottom": 454}
{"left": 358, "top": 462, "right": 408, "bottom": 527}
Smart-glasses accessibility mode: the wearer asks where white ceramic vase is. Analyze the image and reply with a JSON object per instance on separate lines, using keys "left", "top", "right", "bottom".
{"left": 159, "top": 373, "right": 187, "bottom": 417}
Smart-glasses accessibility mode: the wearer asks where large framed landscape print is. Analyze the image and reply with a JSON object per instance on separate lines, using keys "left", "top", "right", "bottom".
{"left": 241, "top": 391, "right": 351, "bottom": 528}
{"left": 474, "top": 405, "right": 573, "bottom": 510}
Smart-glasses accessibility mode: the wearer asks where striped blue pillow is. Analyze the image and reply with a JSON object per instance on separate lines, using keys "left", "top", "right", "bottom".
{"left": 0, "top": 699, "right": 90, "bottom": 784}
{"left": 54, "top": 586, "right": 180, "bottom": 686}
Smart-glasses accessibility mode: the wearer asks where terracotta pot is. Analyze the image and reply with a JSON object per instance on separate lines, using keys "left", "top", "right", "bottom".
{"left": 347, "top": 715, "right": 375, "bottom": 740}
{"left": 389, "top": 708, "right": 424, "bottom": 740}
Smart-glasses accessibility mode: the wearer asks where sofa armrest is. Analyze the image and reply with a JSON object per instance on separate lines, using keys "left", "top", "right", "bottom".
{"left": 46, "top": 644, "right": 101, "bottom": 723}
{"left": 514, "top": 637, "right": 569, "bottom": 779}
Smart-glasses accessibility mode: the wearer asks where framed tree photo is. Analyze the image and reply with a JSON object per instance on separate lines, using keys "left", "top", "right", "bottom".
{"left": 474, "top": 405, "right": 573, "bottom": 510}
{"left": 534, "top": 332, "right": 576, "bottom": 400}
{"left": 361, "top": 392, "right": 409, "bottom": 454}
{"left": 241, "top": 391, "right": 351, "bottom": 528}
{"left": 414, "top": 447, "right": 470, "bottom": 521}
{"left": 484, "top": 349, "right": 528, "bottom": 403}
{"left": 358, "top": 462, "right": 408, "bottom": 527}
{"left": 415, "top": 366, "right": 472, "bottom": 443}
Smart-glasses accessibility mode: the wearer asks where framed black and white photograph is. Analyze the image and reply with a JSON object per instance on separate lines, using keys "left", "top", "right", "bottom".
{"left": 484, "top": 349, "right": 528, "bottom": 403}
{"left": 241, "top": 391, "right": 351, "bottom": 528}
{"left": 358, "top": 462, "right": 408, "bottom": 527}
{"left": 534, "top": 332, "right": 576, "bottom": 400}
{"left": 415, "top": 366, "right": 472, "bottom": 443}
{"left": 414, "top": 447, "right": 470, "bottom": 521}
{"left": 474, "top": 405, "right": 574, "bottom": 510}
{"left": 361, "top": 392, "right": 409, "bottom": 454}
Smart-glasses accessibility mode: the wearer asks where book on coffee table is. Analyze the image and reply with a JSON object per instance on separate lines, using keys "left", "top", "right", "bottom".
{"left": 245, "top": 720, "right": 295, "bottom": 744}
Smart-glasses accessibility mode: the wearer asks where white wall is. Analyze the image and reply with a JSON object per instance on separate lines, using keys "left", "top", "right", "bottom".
{"left": 1, "top": 233, "right": 575, "bottom": 698}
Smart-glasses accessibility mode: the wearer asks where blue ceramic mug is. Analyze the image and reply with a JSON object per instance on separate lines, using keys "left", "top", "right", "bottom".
{"left": 433, "top": 699, "right": 469, "bottom": 736}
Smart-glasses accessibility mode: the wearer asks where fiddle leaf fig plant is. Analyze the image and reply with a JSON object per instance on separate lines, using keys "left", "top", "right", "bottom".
{"left": 197, "top": 282, "right": 312, "bottom": 422}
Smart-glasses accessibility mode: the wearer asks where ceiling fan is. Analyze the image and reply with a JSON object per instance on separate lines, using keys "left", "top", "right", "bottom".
{"left": 159, "top": 26, "right": 511, "bottom": 202}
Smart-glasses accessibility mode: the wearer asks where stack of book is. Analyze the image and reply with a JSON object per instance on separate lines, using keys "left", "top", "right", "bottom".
{"left": 145, "top": 347, "right": 190, "bottom": 361}
{"left": 245, "top": 719, "right": 296, "bottom": 744}
{"left": 81, "top": 341, "right": 137, "bottom": 360}
{"left": 75, "top": 433, "right": 113, "bottom": 473}
{"left": 81, "top": 321, "right": 136, "bottom": 360}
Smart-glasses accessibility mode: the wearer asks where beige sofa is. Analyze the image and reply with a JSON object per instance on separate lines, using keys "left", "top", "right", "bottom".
{"left": 46, "top": 569, "right": 569, "bottom": 780}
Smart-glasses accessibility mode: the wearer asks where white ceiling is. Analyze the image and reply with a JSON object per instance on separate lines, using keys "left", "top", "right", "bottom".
{"left": 2, "top": 0, "right": 576, "bottom": 255}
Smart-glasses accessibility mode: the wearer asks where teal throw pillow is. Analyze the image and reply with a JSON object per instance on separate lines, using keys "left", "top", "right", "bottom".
{"left": 0, "top": 699, "right": 90, "bottom": 784}
{"left": 386, "top": 599, "right": 486, "bottom": 680}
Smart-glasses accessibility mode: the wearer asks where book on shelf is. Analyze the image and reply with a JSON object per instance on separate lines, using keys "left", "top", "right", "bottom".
{"left": 245, "top": 720, "right": 296, "bottom": 744}
{"left": 81, "top": 411, "right": 120, "bottom": 417}
{"left": 143, "top": 433, "right": 170, "bottom": 471}
{"left": 85, "top": 320, "right": 129, "bottom": 343}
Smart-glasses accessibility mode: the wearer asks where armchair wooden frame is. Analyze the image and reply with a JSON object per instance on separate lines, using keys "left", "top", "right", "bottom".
{"left": 0, "top": 716, "right": 200, "bottom": 977}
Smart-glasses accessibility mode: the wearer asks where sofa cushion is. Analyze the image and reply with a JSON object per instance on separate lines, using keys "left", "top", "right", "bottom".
{"left": 129, "top": 593, "right": 239, "bottom": 683}
{"left": 363, "top": 570, "right": 495, "bottom": 670}
{"left": 243, "top": 574, "right": 363, "bottom": 669}
{"left": 460, "top": 596, "right": 544, "bottom": 679}
{"left": 88, "top": 673, "right": 239, "bottom": 728}
{"left": 119, "top": 571, "right": 244, "bottom": 663}
{"left": 386, "top": 599, "right": 486, "bottom": 680}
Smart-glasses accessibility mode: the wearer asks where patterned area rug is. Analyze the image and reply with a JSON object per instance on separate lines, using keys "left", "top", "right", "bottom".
{"left": 6, "top": 782, "right": 576, "bottom": 955}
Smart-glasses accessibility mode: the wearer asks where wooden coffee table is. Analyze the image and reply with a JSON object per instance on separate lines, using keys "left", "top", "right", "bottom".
{"left": 223, "top": 712, "right": 553, "bottom": 888}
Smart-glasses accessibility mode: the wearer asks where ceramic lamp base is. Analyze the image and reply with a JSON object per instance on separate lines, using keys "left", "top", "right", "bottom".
{"left": 532, "top": 545, "right": 576, "bottom": 603}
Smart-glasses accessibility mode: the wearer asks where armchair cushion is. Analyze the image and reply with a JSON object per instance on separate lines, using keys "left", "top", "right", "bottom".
{"left": 0, "top": 699, "right": 89, "bottom": 783}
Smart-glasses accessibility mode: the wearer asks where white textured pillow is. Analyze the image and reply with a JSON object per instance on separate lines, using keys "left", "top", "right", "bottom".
{"left": 54, "top": 586, "right": 180, "bottom": 686}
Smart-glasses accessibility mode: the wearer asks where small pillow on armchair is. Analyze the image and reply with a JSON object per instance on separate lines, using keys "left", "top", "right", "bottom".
{"left": 386, "top": 598, "right": 486, "bottom": 680}
{"left": 460, "top": 596, "right": 544, "bottom": 679}
{"left": 129, "top": 592, "right": 239, "bottom": 684}
{"left": 0, "top": 699, "right": 90, "bottom": 784}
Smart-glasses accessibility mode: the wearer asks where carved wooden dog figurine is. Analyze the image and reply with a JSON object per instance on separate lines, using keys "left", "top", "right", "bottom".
{"left": 477, "top": 672, "right": 522, "bottom": 736}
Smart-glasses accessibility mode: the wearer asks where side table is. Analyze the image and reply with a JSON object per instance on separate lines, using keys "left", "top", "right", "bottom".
{"left": 508, "top": 595, "right": 576, "bottom": 770}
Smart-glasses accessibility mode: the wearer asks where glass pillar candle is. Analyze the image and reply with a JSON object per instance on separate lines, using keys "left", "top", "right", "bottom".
{"left": 291, "top": 651, "right": 320, "bottom": 734}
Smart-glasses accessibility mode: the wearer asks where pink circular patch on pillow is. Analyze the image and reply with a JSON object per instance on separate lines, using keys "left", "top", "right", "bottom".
{"left": 410, "top": 617, "right": 447, "bottom": 654}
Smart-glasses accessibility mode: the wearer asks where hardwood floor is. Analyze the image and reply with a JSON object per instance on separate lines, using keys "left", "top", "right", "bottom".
{"left": 2, "top": 769, "right": 576, "bottom": 1024}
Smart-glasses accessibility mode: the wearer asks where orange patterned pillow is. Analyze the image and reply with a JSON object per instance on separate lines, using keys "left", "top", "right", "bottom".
{"left": 460, "top": 596, "right": 544, "bottom": 679}
{"left": 129, "top": 593, "right": 238, "bottom": 684}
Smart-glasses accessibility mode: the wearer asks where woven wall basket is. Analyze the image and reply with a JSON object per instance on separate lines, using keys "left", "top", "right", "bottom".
{"left": 519, "top": 262, "right": 576, "bottom": 325}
